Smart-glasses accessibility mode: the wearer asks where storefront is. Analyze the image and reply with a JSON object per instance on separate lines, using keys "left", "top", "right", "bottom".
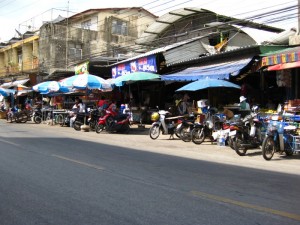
{"left": 260, "top": 46, "right": 300, "bottom": 107}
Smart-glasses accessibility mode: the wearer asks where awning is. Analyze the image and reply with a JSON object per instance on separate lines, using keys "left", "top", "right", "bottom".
{"left": 1, "top": 79, "right": 30, "bottom": 88}
{"left": 267, "top": 61, "right": 300, "bottom": 71}
{"left": 161, "top": 58, "right": 252, "bottom": 81}
{"left": 261, "top": 46, "right": 300, "bottom": 67}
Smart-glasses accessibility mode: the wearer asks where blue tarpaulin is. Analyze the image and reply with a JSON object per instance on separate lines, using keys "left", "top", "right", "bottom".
{"left": 162, "top": 58, "right": 253, "bottom": 81}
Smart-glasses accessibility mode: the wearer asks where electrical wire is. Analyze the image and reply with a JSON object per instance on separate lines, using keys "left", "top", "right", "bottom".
{"left": 0, "top": 0, "right": 298, "bottom": 73}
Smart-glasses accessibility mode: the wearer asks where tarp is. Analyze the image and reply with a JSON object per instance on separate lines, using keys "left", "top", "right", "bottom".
{"left": 161, "top": 58, "right": 253, "bottom": 81}
{"left": 1, "top": 79, "right": 29, "bottom": 88}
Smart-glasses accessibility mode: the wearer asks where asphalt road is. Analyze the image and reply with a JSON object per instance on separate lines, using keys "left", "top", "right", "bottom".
{"left": 0, "top": 120, "right": 300, "bottom": 225}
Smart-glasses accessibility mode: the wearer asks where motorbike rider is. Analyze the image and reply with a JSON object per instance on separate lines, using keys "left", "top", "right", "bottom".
{"left": 69, "top": 98, "right": 85, "bottom": 127}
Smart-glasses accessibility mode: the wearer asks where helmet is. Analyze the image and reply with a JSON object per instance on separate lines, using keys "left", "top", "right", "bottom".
{"left": 151, "top": 112, "right": 160, "bottom": 121}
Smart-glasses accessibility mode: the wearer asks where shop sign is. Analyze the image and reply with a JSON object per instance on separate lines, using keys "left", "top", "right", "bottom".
{"left": 75, "top": 61, "right": 89, "bottom": 75}
{"left": 112, "top": 55, "right": 157, "bottom": 78}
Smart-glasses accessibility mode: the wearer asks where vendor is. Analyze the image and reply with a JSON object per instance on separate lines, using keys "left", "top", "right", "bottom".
{"left": 177, "top": 93, "right": 190, "bottom": 115}
{"left": 239, "top": 96, "right": 250, "bottom": 110}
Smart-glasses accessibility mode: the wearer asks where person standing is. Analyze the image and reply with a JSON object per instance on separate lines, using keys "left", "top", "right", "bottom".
{"left": 177, "top": 93, "right": 190, "bottom": 115}
{"left": 239, "top": 96, "right": 250, "bottom": 110}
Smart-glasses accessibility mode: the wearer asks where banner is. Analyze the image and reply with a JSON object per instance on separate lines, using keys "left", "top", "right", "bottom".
{"left": 112, "top": 55, "right": 157, "bottom": 78}
{"left": 75, "top": 61, "right": 89, "bottom": 75}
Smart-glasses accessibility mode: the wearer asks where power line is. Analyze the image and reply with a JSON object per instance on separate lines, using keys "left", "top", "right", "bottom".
{"left": 0, "top": 0, "right": 298, "bottom": 73}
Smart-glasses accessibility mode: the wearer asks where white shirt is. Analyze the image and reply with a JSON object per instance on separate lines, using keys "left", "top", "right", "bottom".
{"left": 72, "top": 103, "right": 85, "bottom": 113}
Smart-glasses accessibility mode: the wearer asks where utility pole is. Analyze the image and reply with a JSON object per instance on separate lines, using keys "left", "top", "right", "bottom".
{"left": 298, "top": 0, "right": 300, "bottom": 34}
{"left": 66, "top": 0, "right": 69, "bottom": 71}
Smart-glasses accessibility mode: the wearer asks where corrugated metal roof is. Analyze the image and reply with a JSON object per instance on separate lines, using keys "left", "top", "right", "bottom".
{"left": 110, "top": 36, "right": 207, "bottom": 67}
{"left": 137, "top": 7, "right": 283, "bottom": 45}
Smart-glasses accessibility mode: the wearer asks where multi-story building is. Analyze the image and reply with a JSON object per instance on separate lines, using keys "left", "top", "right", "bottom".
{"left": 38, "top": 7, "right": 157, "bottom": 80}
{"left": 0, "top": 7, "right": 157, "bottom": 85}
{"left": 0, "top": 32, "right": 39, "bottom": 85}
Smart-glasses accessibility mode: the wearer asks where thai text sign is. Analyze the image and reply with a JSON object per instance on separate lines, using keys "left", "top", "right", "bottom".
{"left": 112, "top": 55, "right": 157, "bottom": 78}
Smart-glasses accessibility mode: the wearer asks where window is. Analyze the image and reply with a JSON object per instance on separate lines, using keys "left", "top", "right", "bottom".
{"left": 69, "top": 44, "right": 82, "bottom": 60}
{"left": 112, "top": 19, "right": 128, "bottom": 35}
{"left": 81, "top": 19, "right": 92, "bottom": 30}
{"left": 17, "top": 49, "right": 22, "bottom": 70}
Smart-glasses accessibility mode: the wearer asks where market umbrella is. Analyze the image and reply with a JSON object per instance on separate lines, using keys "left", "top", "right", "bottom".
{"left": 0, "top": 87, "right": 16, "bottom": 97}
{"left": 32, "top": 81, "right": 69, "bottom": 94}
{"left": 113, "top": 72, "right": 160, "bottom": 87}
{"left": 60, "top": 73, "right": 112, "bottom": 91}
{"left": 176, "top": 79, "right": 240, "bottom": 91}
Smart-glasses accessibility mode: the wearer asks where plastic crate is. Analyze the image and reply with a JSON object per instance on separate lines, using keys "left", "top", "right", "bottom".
{"left": 293, "top": 136, "right": 300, "bottom": 151}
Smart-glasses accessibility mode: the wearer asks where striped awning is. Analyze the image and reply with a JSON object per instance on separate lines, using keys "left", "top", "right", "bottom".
{"left": 261, "top": 46, "right": 300, "bottom": 67}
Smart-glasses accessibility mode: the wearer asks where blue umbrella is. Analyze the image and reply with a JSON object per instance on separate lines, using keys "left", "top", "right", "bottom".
{"left": 0, "top": 87, "right": 16, "bottom": 96}
{"left": 60, "top": 74, "right": 112, "bottom": 91}
{"left": 32, "top": 81, "right": 69, "bottom": 94}
{"left": 176, "top": 79, "right": 240, "bottom": 91}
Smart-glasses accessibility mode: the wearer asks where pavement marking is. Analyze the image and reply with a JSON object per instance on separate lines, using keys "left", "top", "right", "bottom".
{"left": 52, "top": 154, "right": 105, "bottom": 171}
{"left": 190, "top": 190, "right": 300, "bottom": 221}
{"left": 0, "top": 138, "right": 21, "bottom": 147}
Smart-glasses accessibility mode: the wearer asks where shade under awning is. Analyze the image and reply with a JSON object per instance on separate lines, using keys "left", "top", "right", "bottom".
{"left": 267, "top": 61, "right": 300, "bottom": 71}
{"left": 161, "top": 58, "right": 253, "bottom": 81}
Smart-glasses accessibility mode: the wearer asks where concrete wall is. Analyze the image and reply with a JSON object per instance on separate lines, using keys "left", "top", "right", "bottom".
{"left": 0, "top": 36, "right": 39, "bottom": 78}
{"left": 38, "top": 8, "right": 156, "bottom": 77}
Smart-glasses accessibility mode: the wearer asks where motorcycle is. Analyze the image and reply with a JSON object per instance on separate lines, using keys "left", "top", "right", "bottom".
{"left": 87, "top": 108, "right": 102, "bottom": 131}
{"left": 95, "top": 109, "right": 130, "bottom": 134}
{"left": 261, "top": 116, "right": 299, "bottom": 160}
{"left": 149, "top": 107, "right": 181, "bottom": 140}
{"left": 177, "top": 114, "right": 195, "bottom": 142}
{"left": 191, "top": 107, "right": 220, "bottom": 144}
{"left": 73, "top": 112, "right": 90, "bottom": 131}
{"left": 233, "top": 106, "right": 266, "bottom": 156}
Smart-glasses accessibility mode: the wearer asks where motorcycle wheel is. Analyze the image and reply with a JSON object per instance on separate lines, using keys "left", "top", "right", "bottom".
{"left": 74, "top": 121, "right": 82, "bottom": 131}
{"left": 121, "top": 123, "right": 130, "bottom": 134}
{"left": 34, "top": 115, "right": 42, "bottom": 124}
{"left": 285, "top": 149, "right": 294, "bottom": 156}
{"left": 262, "top": 136, "right": 276, "bottom": 160}
{"left": 227, "top": 136, "right": 235, "bottom": 150}
{"left": 89, "top": 120, "right": 97, "bottom": 131}
{"left": 174, "top": 124, "right": 181, "bottom": 138}
{"left": 16, "top": 112, "right": 28, "bottom": 123}
{"left": 234, "top": 133, "right": 247, "bottom": 156}
{"left": 149, "top": 124, "right": 160, "bottom": 140}
{"left": 191, "top": 127, "right": 205, "bottom": 145}
{"left": 95, "top": 124, "right": 105, "bottom": 133}
{"left": 179, "top": 126, "right": 191, "bottom": 142}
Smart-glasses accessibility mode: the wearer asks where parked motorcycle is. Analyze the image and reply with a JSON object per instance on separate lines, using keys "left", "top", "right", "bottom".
{"left": 149, "top": 108, "right": 180, "bottom": 140}
{"left": 261, "top": 116, "right": 298, "bottom": 160}
{"left": 233, "top": 107, "right": 265, "bottom": 156}
{"left": 191, "top": 107, "right": 220, "bottom": 144}
{"left": 95, "top": 109, "right": 130, "bottom": 134}
{"left": 177, "top": 114, "right": 195, "bottom": 142}
{"left": 87, "top": 108, "right": 102, "bottom": 131}
{"left": 32, "top": 108, "right": 43, "bottom": 124}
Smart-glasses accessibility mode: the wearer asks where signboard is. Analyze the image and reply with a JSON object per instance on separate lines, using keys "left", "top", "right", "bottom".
{"left": 262, "top": 51, "right": 300, "bottom": 66}
{"left": 75, "top": 61, "right": 89, "bottom": 75}
{"left": 112, "top": 55, "right": 157, "bottom": 78}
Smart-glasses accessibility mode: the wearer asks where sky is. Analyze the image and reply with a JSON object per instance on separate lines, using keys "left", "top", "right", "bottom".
{"left": 0, "top": 0, "right": 298, "bottom": 43}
